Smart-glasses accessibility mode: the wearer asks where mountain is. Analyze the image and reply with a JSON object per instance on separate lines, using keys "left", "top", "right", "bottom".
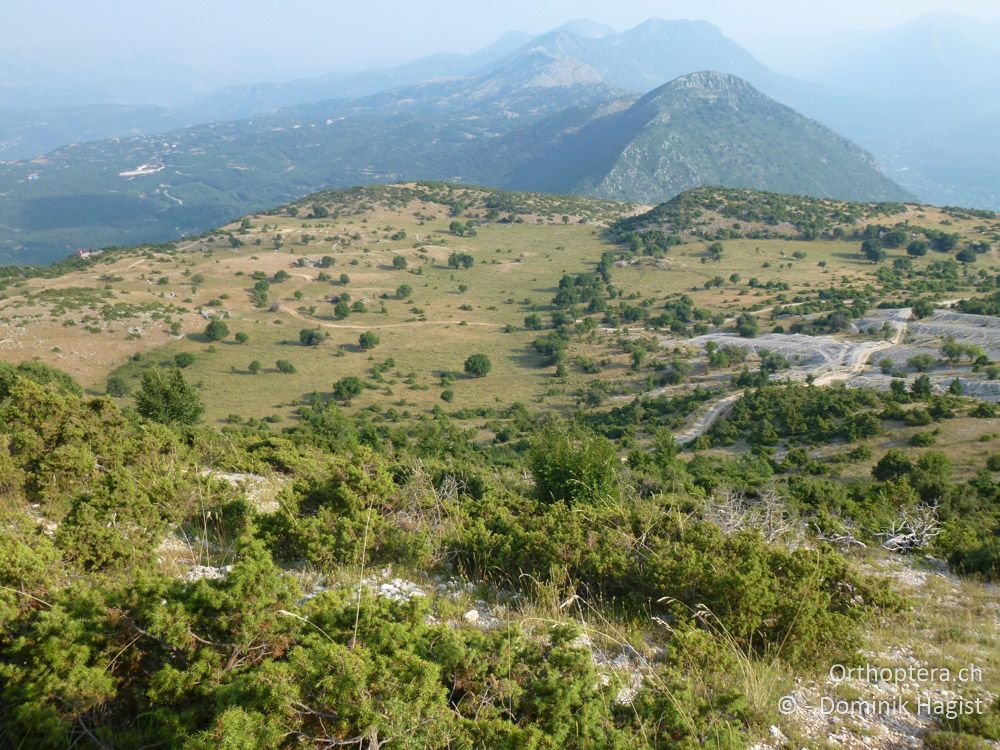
{"left": 0, "top": 59, "right": 622, "bottom": 265}
{"left": 503, "top": 19, "right": 783, "bottom": 95}
{"left": 0, "top": 68, "right": 909, "bottom": 265}
{"left": 0, "top": 104, "right": 195, "bottom": 161}
{"left": 186, "top": 30, "right": 538, "bottom": 122}
{"left": 508, "top": 72, "right": 911, "bottom": 204}
{"left": 188, "top": 18, "right": 780, "bottom": 122}
{"left": 0, "top": 25, "right": 912, "bottom": 265}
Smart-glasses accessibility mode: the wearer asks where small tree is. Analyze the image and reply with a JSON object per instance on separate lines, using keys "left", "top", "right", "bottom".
{"left": 299, "top": 328, "right": 324, "bottom": 347}
{"left": 464, "top": 354, "right": 492, "bottom": 378}
{"left": 248, "top": 360, "right": 261, "bottom": 375}
{"left": 872, "top": 449, "right": 913, "bottom": 482}
{"left": 358, "top": 331, "right": 380, "bottom": 350}
{"left": 136, "top": 367, "right": 203, "bottom": 425}
{"left": 910, "top": 374, "right": 933, "bottom": 397}
{"left": 204, "top": 320, "right": 229, "bottom": 341}
{"left": 524, "top": 313, "right": 544, "bottom": 331}
{"left": 906, "top": 240, "right": 928, "bottom": 257}
{"left": 105, "top": 375, "right": 129, "bottom": 397}
{"left": 333, "top": 375, "right": 364, "bottom": 401}
{"left": 392, "top": 256, "right": 408, "bottom": 270}
{"left": 529, "top": 424, "right": 619, "bottom": 505}
{"left": 735, "top": 313, "right": 758, "bottom": 338}
{"left": 395, "top": 284, "right": 413, "bottom": 300}
{"left": 448, "top": 252, "right": 474, "bottom": 269}
{"left": 174, "top": 352, "right": 195, "bottom": 369}
{"left": 235, "top": 332, "right": 250, "bottom": 344}
{"left": 907, "top": 353, "right": 936, "bottom": 372}
{"left": 276, "top": 360, "right": 296, "bottom": 374}
{"left": 339, "top": 273, "right": 350, "bottom": 285}
{"left": 862, "top": 239, "right": 886, "bottom": 263}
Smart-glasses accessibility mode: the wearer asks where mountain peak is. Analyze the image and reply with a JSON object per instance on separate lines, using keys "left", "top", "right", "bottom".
{"left": 627, "top": 18, "right": 723, "bottom": 36}
{"left": 640, "top": 71, "right": 756, "bottom": 106}
{"left": 508, "top": 68, "right": 911, "bottom": 205}
{"left": 552, "top": 19, "right": 615, "bottom": 39}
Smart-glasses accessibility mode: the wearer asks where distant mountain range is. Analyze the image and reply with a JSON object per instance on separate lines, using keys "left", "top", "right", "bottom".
{"left": 2, "top": 13, "right": 998, "bottom": 212}
{"left": 5, "top": 15, "right": 986, "bottom": 265}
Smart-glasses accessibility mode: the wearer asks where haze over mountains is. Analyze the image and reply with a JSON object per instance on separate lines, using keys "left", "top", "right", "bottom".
{"left": 0, "top": 14, "right": 995, "bottom": 264}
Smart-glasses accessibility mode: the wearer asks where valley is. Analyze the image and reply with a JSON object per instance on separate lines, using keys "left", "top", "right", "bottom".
{"left": 2, "top": 183, "right": 998, "bottom": 463}
{"left": 2, "top": 182, "right": 1000, "bottom": 749}
{"left": 4, "top": 6, "right": 1000, "bottom": 749}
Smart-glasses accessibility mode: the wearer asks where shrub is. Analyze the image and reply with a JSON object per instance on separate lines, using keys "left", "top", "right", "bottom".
{"left": 276, "top": 359, "right": 296, "bottom": 374}
{"left": 105, "top": 375, "right": 129, "bottom": 397}
{"left": 464, "top": 354, "right": 492, "bottom": 378}
{"left": 923, "top": 732, "right": 990, "bottom": 750}
{"left": 174, "top": 352, "right": 195, "bottom": 369}
{"left": 135, "top": 367, "right": 203, "bottom": 425}
{"left": 448, "top": 252, "right": 474, "bottom": 269}
{"left": 529, "top": 424, "right": 619, "bottom": 505}
{"left": 333, "top": 376, "right": 365, "bottom": 401}
{"left": 299, "top": 328, "right": 324, "bottom": 347}
{"left": 358, "top": 331, "right": 380, "bottom": 350}
{"left": 735, "top": 313, "right": 758, "bottom": 338}
{"left": 203, "top": 320, "right": 230, "bottom": 341}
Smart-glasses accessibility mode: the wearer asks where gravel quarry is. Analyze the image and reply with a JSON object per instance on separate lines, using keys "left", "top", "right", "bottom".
{"left": 668, "top": 307, "right": 1000, "bottom": 441}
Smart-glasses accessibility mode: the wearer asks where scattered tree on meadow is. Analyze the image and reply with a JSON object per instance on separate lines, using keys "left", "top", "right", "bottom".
{"left": 448, "top": 252, "right": 475, "bottom": 269}
{"left": 358, "top": 331, "right": 380, "bottom": 350}
{"left": 203, "top": 320, "right": 230, "bottom": 341}
{"left": 173, "top": 352, "right": 195, "bottom": 369}
{"left": 333, "top": 375, "right": 364, "bottom": 401}
{"left": 299, "top": 328, "right": 324, "bottom": 347}
{"left": 463, "top": 354, "right": 492, "bottom": 378}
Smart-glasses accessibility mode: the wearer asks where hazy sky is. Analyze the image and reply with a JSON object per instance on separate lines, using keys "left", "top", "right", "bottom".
{"left": 3, "top": 0, "right": 999, "bottom": 81}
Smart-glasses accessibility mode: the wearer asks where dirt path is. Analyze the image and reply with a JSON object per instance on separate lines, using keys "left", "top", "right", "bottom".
{"left": 672, "top": 392, "right": 743, "bottom": 444}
